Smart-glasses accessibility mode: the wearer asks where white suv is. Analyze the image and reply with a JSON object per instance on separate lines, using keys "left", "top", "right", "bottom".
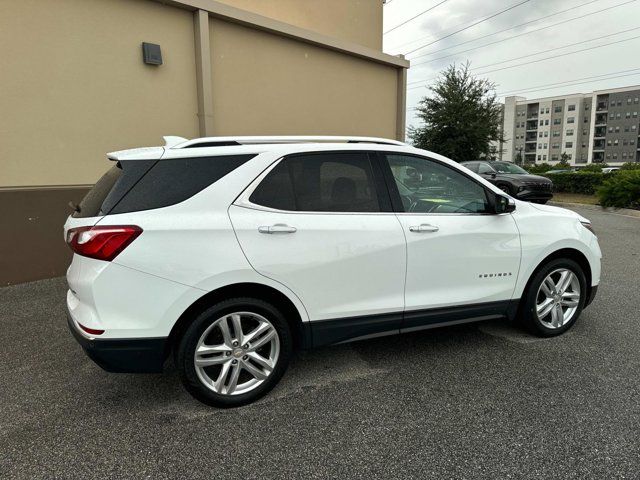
{"left": 65, "top": 136, "right": 601, "bottom": 407}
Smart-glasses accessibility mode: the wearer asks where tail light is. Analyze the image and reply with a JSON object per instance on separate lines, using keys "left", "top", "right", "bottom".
{"left": 66, "top": 225, "right": 142, "bottom": 261}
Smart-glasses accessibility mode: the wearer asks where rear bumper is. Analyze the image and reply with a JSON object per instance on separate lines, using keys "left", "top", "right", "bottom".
{"left": 67, "top": 315, "right": 166, "bottom": 373}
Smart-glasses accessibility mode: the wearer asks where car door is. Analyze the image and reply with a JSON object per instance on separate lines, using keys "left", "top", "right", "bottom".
{"left": 229, "top": 151, "right": 407, "bottom": 346}
{"left": 379, "top": 153, "right": 521, "bottom": 332}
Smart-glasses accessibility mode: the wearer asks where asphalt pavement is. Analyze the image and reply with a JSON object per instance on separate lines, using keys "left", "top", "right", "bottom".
{"left": 1, "top": 205, "right": 638, "bottom": 479}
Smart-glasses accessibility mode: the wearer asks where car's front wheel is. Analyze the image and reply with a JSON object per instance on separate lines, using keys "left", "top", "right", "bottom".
{"left": 520, "top": 258, "right": 587, "bottom": 336}
{"left": 176, "top": 298, "right": 293, "bottom": 407}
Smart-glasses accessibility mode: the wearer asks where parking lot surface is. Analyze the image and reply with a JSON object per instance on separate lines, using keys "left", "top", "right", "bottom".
{"left": 1, "top": 205, "right": 639, "bottom": 479}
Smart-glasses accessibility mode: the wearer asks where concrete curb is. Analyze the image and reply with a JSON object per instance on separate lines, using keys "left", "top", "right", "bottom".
{"left": 549, "top": 201, "right": 640, "bottom": 218}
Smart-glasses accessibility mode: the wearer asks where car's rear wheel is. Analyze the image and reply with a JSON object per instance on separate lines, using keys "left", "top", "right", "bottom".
{"left": 520, "top": 258, "right": 587, "bottom": 336}
{"left": 498, "top": 184, "right": 513, "bottom": 195}
{"left": 176, "top": 298, "right": 292, "bottom": 407}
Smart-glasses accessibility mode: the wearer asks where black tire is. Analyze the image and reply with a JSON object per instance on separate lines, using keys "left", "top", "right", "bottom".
{"left": 519, "top": 258, "right": 587, "bottom": 337}
{"left": 176, "top": 297, "right": 293, "bottom": 408}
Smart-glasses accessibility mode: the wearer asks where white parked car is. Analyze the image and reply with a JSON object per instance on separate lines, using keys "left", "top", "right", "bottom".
{"left": 65, "top": 136, "right": 601, "bottom": 407}
{"left": 602, "top": 167, "right": 620, "bottom": 174}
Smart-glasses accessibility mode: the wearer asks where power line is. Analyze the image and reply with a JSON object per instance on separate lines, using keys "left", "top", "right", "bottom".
{"left": 406, "top": 34, "right": 640, "bottom": 90}
{"left": 496, "top": 68, "right": 640, "bottom": 95}
{"left": 384, "top": 0, "right": 450, "bottom": 35}
{"left": 403, "top": 0, "right": 532, "bottom": 56}
{"left": 394, "top": 0, "right": 598, "bottom": 55}
{"left": 410, "top": 0, "right": 616, "bottom": 62}
{"left": 407, "top": 26, "right": 640, "bottom": 85}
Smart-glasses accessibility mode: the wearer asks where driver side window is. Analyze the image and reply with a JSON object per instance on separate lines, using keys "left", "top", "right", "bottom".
{"left": 478, "top": 163, "right": 494, "bottom": 174}
{"left": 385, "top": 154, "right": 490, "bottom": 214}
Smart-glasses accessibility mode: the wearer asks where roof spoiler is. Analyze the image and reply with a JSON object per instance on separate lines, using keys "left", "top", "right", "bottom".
{"left": 163, "top": 136, "right": 188, "bottom": 148}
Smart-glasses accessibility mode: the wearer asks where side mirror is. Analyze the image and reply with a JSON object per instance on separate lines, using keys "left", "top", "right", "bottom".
{"left": 490, "top": 172, "right": 497, "bottom": 179}
{"left": 495, "top": 194, "right": 516, "bottom": 214}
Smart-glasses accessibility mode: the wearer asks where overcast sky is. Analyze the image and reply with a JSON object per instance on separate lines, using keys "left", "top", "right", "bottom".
{"left": 382, "top": 0, "right": 640, "bottom": 131}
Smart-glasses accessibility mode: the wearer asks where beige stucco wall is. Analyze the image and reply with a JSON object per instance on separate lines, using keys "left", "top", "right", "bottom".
{"left": 0, "top": 0, "right": 199, "bottom": 187}
{"left": 209, "top": 18, "right": 398, "bottom": 138}
{"left": 215, "top": 0, "right": 383, "bottom": 50}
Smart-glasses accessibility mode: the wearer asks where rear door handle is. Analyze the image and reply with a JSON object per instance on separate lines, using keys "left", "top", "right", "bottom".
{"left": 409, "top": 224, "right": 439, "bottom": 233}
{"left": 258, "top": 224, "right": 297, "bottom": 234}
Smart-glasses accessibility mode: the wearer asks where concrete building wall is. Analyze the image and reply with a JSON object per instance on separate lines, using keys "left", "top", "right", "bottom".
{"left": 208, "top": 18, "right": 398, "bottom": 138}
{"left": 216, "top": 0, "right": 382, "bottom": 50}
{"left": 0, "top": 0, "right": 200, "bottom": 188}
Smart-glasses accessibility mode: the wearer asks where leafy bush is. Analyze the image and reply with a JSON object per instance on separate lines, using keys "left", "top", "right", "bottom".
{"left": 620, "top": 162, "right": 640, "bottom": 171}
{"left": 579, "top": 163, "right": 607, "bottom": 173}
{"left": 545, "top": 172, "right": 604, "bottom": 195}
{"left": 526, "top": 163, "right": 553, "bottom": 174}
{"left": 597, "top": 170, "right": 640, "bottom": 209}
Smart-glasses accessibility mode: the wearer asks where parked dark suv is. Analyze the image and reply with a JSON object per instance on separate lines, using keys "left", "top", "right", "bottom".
{"left": 461, "top": 161, "right": 553, "bottom": 204}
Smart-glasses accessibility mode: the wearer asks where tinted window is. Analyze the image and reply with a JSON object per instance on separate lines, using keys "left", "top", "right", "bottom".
{"left": 463, "top": 162, "right": 479, "bottom": 173}
{"left": 73, "top": 160, "right": 155, "bottom": 218}
{"left": 110, "top": 155, "right": 254, "bottom": 214}
{"left": 385, "top": 155, "right": 490, "bottom": 214}
{"left": 250, "top": 153, "right": 380, "bottom": 212}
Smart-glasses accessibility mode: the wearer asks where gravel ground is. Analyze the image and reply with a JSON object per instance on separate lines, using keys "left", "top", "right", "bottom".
{"left": 1, "top": 205, "right": 638, "bottom": 479}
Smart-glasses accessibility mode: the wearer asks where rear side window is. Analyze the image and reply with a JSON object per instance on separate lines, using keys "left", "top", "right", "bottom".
{"left": 74, "top": 155, "right": 253, "bottom": 217}
{"left": 249, "top": 153, "right": 381, "bottom": 212}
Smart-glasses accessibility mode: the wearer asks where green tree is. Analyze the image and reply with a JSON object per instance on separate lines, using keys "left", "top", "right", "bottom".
{"left": 408, "top": 63, "right": 503, "bottom": 162}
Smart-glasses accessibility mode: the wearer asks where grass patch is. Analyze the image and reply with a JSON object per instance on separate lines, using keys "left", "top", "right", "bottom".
{"left": 551, "top": 193, "right": 599, "bottom": 205}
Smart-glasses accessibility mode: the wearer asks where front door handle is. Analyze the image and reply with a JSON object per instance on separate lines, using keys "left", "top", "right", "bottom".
{"left": 409, "top": 224, "right": 439, "bottom": 233}
{"left": 258, "top": 224, "right": 297, "bottom": 234}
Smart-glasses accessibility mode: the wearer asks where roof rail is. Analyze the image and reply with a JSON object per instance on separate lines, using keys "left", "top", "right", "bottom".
{"left": 169, "top": 136, "right": 406, "bottom": 149}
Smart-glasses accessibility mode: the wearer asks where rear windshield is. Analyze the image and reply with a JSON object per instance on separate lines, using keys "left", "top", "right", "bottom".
{"left": 73, "top": 155, "right": 254, "bottom": 218}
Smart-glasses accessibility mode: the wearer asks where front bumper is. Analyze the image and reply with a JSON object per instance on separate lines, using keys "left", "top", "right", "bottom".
{"left": 67, "top": 315, "right": 167, "bottom": 373}
{"left": 516, "top": 189, "right": 553, "bottom": 202}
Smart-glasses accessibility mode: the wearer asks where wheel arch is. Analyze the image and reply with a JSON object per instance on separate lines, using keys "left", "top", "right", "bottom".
{"left": 166, "top": 282, "right": 309, "bottom": 358}
{"left": 520, "top": 247, "right": 592, "bottom": 303}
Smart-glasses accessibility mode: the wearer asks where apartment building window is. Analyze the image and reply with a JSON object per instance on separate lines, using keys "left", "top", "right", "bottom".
{"left": 544, "top": 131, "right": 548, "bottom": 137}
{"left": 568, "top": 104, "right": 576, "bottom": 111}
{"left": 567, "top": 117, "right": 575, "bottom": 124}
{"left": 607, "top": 140, "right": 612, "bottom": 146}
{"left": 628, "top": 98, "right": 632, "bottom": 104}
{"left": 584, "top": 117, "right": 589, "bottom": 123}
{"left": 582, "top": 142, "right": 587, "bottom": 148}
{"left": 553, "top": 131, "right": 560, "bottom": 137}
{"left": 554, "top": 105, "right": 562, "bottom": 113}
{"left": 617, "top": 100, "right": 622, "bottom": 106}
{"left": 585, "top": 104, "right": 590, "bottom": 110}
{"left": 623, "top": 139, "right": 628, "bottom": 146}
{"left": 539, "top": 120, "right": 543, "bottom": 126}
{"left": 615, "top": 126, "right": 620, "bottom": 132}
{"left": 552, "top": 143, "right": 559, "bottom": 149}
{"left": 545, "top": 107, "right": 550, "bottom": 114}
{"left": 631, "top": 139, "right": 636, "bottom": 145}
{"left": 625, "top": 126, "right": 630, "bottom": 132}
{"left": 635, "top": 97, "right": 639, "bottom": 104}
{"left": 540, "top": 108, "right": 544, "bottom": 115}
{"left": 614, "top": 139, "right": 619, "bottom": 146}
{"left": 613, "top": 153, "right": 618, "bottom": 160}
{"left": 544, "top": 143, "right": 548, "bottom": 148}
{"left": 610, "top": 101, "right": 615, "bottom": 107}
{"left": 633, "top": 125, "right": 637, "bottom": 131}
{"left": 616, "top": 113, "right": 621, "bottom": 119}
{"left": 543, "top": 155, "right": 547, "bottom": 160}
{"left": 608, "top": 127, "right": 614, "bottom": 133}
{"left": 545, "top": 119, "right": 549, "bottom": 125}
{"left": 537, "top": 155, "right": 541, "bottom": 161}
{"left": 623, "top": 152, "right": 628, "bottom": 159}
{"left": 583, "top": 129, "right": 588, "bottom": 135}
{"left": 566, "top": 129, "right": 574, "bottom": 136}
{"left": 609, "top": 113, "right": 615, "bottom": 119}
{"left": 565, "top": 142, "right": 573, "bottom": 148}
{"left": 552, "top": 154, "right": 558, "bottom": 161}
{"left": 538, "top": 143, "right": 543, "bottom": 148}
{"left": 553, "top": 118, "right": 561, "bottom": 125}
{"left": 633, "top": 112, "right": 638, "bottom": 117}
{"left": 626, "top": 112, "right": 631, "bottom": 119}
{"left": 539, "top": 132, "right": 543, "bottom": 138}
{"left": 606, "top": 154, "right": 611, "bottom": 160}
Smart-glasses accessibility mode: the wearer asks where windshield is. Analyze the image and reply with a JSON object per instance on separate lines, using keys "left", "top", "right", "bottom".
{"left": 491, "top": 162, "right": 529, "bottom": 174}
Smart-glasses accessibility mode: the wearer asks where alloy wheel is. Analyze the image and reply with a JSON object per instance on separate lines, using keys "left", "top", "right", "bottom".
{"left": 535, "top": 268, "right": 581, "bottom": 329}
{"left": 194, "top": 312, "right": 280, "bottom": 395}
